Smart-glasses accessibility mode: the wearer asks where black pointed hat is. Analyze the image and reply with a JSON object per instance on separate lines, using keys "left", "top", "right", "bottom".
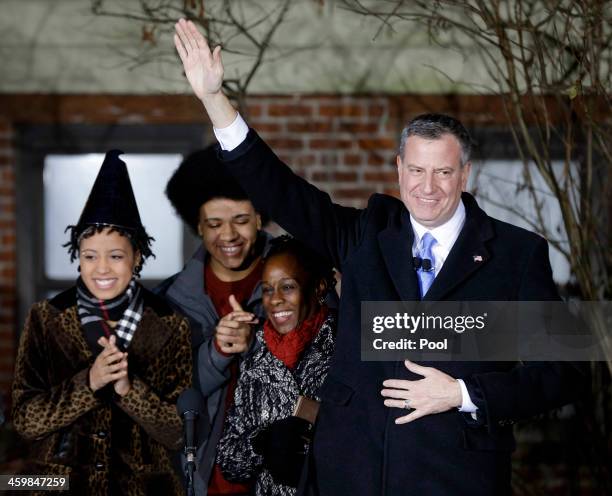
{"left": 77, "top": 149, "right": 143, "bottom": 231}
{"left": 65, "top": 150, "right": 154, "bottom": 269}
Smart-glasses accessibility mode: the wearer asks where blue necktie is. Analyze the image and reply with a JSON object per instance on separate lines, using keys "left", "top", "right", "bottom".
{"left": 417, "top": 232, "right": 436, "bottom": 298}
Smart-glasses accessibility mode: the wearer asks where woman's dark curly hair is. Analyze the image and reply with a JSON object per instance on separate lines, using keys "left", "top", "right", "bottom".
{"left": 64, "top": 223, "right": 155, "bottom": 277}
{"left": 263, "top": 235, "right": 336, "bottom": 297}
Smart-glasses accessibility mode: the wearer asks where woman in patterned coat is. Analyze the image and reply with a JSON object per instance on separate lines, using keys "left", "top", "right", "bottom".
{"left": 216, "top": 236, "right": 337, "bottom": 496}
{"left": 12, "top": 150, "right": 192, "bottom": 496}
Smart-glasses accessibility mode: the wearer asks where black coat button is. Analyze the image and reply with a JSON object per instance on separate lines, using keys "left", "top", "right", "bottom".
{"left": 95, "top": 462, "right": 105, "bottom": 471}
{"left": 97, "top": 431, "right": 107, "bottom": 439}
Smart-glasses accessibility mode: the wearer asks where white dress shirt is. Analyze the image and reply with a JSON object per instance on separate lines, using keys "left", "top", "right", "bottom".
{"left": 214, "top": 112, "right": 249, "bottom": 151}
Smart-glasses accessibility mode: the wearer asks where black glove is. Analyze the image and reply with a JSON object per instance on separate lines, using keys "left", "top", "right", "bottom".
{"left": 252, "top": 416, "right": 313, "bottom": 487}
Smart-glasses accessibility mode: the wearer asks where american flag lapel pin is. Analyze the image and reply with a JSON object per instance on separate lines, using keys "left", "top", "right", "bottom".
{"left": 473, "top": 255, "right": 483, "bottom": 262}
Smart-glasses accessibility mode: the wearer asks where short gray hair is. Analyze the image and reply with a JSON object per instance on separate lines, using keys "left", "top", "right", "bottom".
{"left": 398, "top": 113, "right": 473, "bottom": 167}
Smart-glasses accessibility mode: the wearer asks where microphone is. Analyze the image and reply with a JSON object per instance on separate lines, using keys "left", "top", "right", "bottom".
{"left": 413, "top": 257, "right": 433, "bottom": 272}
{"left": 177, "top": 388, "right": 206, "bottom": 496}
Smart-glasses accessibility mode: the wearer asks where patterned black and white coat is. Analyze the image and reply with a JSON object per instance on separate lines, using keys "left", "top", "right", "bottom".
{"left": 216, "top": 311, "right": 336, "bottom": 496}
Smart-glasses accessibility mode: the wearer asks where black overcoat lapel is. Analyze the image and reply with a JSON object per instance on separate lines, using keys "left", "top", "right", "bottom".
{"left": 425, "top": 194, "right": 494, "bottom": 301}
{"left": 377, "top": 210, "right": 420, "bottom": 302}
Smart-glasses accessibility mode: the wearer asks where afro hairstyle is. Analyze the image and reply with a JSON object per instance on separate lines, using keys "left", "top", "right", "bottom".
{"left": 166, "top": 145, "right": 256, "bottom": 233}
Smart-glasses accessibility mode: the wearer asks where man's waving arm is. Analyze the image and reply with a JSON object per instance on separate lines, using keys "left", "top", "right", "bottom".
{"left": 173, "top": 18, "right": 367, "bottom": 270}
{"left": 174, "top": 18, "right": 237, "bottom": 129}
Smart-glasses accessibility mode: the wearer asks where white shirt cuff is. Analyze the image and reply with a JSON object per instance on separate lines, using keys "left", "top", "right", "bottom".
{"left": 213, "top": 112, "right": 249, "bottom": 151}
{"left": 457, "top": 379, "right": 478, "bottom": 414}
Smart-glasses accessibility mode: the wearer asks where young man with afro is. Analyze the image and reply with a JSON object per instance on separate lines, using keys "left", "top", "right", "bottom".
{"left": 156, "top": 145, "right": 271, "bottom": 495}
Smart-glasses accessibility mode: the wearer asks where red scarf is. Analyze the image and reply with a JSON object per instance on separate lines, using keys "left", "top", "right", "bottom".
{"left": 263, "top": 305, "right": 328, "bottom": 370}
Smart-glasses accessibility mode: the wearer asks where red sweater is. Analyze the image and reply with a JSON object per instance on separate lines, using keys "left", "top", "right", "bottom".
{"left": 205, "top": 260, "right": 263, "bottom": 495}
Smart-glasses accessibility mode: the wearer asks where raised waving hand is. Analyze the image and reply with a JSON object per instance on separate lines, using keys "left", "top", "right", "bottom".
{"left": 174, "top": 18, "right": 236, "bottom": 128}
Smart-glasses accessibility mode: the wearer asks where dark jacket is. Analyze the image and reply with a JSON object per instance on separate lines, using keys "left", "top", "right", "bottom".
{"left": 12, "top": 287, "right": 192, "bottom": 496}
{"left": 217, "top": 312, "right": 336, "bottom": 496}
{"left": 221, "top": 131, "right": 587, "bottom": 496}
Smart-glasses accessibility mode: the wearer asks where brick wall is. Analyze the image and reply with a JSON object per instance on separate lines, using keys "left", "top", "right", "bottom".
{"left": 247, "top": 96, "right": 400, "bottom": 207}
{"left": 243, "top": 94, "right": 520, "bottom": 207}
{"left": 0, "top": 118, "right": 16, "bottom": 407}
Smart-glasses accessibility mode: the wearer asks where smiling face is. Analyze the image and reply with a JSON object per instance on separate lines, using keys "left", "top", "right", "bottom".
{"left": 199, "top": 198, "right": 262, "bottom": 282}
{"left": 262, "top": 253, "right": 318, "bottom": 335}
{"left": 397, "top": 133, "right": 471, "bottom": 228}
{"left": 79, "top": 228, "right": 140, "bottom": 299}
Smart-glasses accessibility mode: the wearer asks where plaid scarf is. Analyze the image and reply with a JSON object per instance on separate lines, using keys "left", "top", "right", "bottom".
{"left": 76, "top": 276, "right": 144, "bottom": 352}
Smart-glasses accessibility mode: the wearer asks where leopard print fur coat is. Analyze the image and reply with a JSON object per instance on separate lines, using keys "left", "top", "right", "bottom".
{"left": 12, "top": 287, "right": 192, "bottom": 496}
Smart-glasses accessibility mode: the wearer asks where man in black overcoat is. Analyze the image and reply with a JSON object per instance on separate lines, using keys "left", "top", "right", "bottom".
{"left": 173, "top": 19, "right": 587, "bottom": 496}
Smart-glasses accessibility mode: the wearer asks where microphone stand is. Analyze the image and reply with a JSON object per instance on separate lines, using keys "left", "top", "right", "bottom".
{"left": 177, "top": 389, "right": 205, "bottom": 496}
{"left": 183, "top": 410, "right": 197, "bottom": 496}
{"left": 184, "top": 446, "right": 196, "bottom": 496}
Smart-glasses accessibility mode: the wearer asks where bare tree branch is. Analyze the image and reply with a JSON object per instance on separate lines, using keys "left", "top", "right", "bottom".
{"left": 90, "top": 0, "right": 301, "bottom": 112}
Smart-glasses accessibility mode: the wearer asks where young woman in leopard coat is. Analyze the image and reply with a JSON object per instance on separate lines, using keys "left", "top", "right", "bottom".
{"left": 12, "top": 151, "right": 192, "bottom": 496}
{"left": 216, "top": 236, "right": 337, "bottom": 496}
